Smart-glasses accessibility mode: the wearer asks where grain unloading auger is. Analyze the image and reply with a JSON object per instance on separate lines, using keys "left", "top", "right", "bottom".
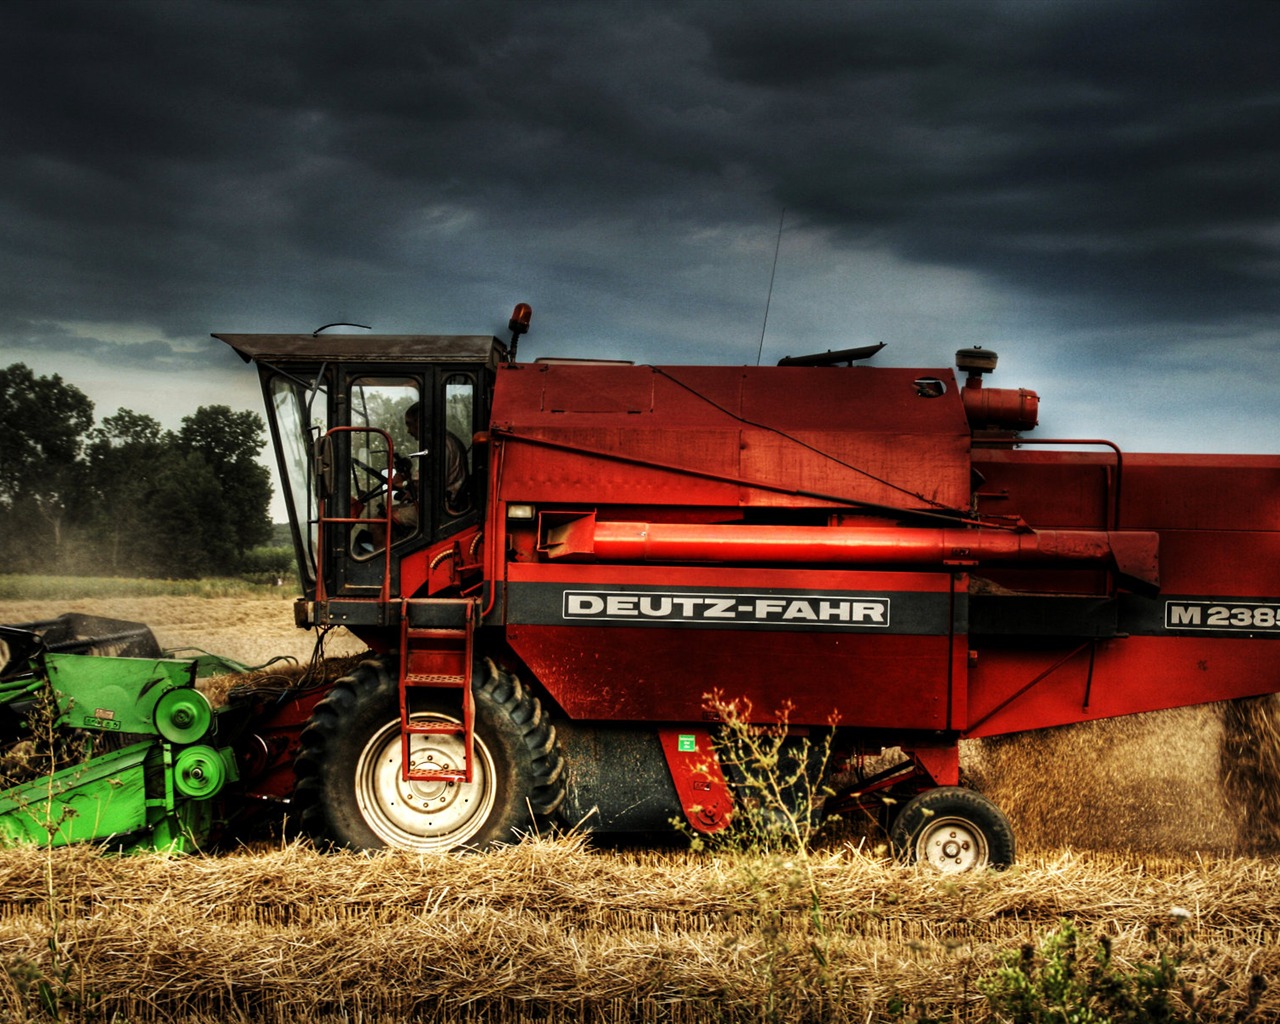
{"left": 0, "top": 615, "right": 248, "bottom": 852}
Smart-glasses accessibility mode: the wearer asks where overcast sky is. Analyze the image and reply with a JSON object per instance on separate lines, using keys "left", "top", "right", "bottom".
{"left": 4, "top": 0, "right": 1279, "bottom": 519}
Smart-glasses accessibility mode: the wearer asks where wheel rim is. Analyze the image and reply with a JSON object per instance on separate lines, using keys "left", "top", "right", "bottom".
{"left": 354, "top": 712, "right": 498, "bottom": 851}
{"left": 914, "top": 814, "right": 990, "bottom": 873}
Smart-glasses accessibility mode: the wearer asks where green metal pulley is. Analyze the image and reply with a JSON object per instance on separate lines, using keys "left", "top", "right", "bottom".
{"left": 154, "top": 687, "right": 213, "bottom": 744}
{"left": 172, "top": 745, "right": 229, "bottom": 800}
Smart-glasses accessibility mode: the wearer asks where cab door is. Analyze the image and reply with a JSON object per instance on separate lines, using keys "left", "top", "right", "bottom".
{"left": 326, "top": 372, "right": 425, "bottom": 598}
{"left": 323, "top": 366, "right": 486, "bottom": 599}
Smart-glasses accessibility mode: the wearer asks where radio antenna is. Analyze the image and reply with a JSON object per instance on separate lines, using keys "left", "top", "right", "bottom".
{"left": 755, "top": 207, "right": 785, "bottom": 366}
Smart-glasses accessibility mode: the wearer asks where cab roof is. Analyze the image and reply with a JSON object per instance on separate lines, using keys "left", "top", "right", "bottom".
{"left": 212, "top": 333, "right": 507, "bottom": 366}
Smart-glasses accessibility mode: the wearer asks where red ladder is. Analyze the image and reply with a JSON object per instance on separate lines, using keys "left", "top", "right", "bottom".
{"left": 397, "top": 598, "right": 478, "bottom": 784}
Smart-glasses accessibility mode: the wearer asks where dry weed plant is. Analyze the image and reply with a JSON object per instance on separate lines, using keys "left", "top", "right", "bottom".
{"left": 698, "top": 692, "right": 836, "bottom": 854}
{"left": 0, "top": 686, "right": 97, "bottom": 1021}
{"left": 0, "top": 683, "right": 100, "bottom": 793}
{"left": 692, "top": 692, "right": 843, "bottom": 1023}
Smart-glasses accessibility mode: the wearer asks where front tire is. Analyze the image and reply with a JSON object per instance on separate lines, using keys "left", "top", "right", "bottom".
{"left": 889, "top": 786, "right": 1015, "bottom": 872}
{"left": 295, "top": 655, "right": 564, "bottom": 852}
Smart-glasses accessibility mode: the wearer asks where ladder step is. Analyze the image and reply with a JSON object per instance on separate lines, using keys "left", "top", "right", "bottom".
{"left": 405, "top": 768, "right": 466, "bottom": 783}
{"left": 406, "top": 722, "right": 464, "bottom": 735}
{"left": 404, "top": 673, "right": 466, "bottom": 686}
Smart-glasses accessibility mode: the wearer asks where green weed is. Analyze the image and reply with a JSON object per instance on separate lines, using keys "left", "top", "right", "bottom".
{"left": 974, "top": 916, "right": 1235, "bottom": 1024}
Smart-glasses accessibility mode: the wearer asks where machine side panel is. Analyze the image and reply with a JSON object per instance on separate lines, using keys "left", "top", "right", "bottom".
{"left": 966, "top": 631, "right": 1280, "bottom": 738}
{"left": 503, "top": 563, "right": 965, "bottom": 731}
{"left": 966, "top": 451, "right": 1280, "bottom": 737}
{"left": 493, "top": 363, "right": 973, "bottom": 511}
{"left": 973, "top": 450, "right": 1280, "bottom": 532}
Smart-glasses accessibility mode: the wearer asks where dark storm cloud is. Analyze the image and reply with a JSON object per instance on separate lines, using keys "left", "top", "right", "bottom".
{"left": 1, "top": 0, "right": 1277, "bottom": 376}
{"left": 700, "top": 1, "right": 1280, "bottom": 325}
{"left": 10, "top": 317, "right": 207, "bottom": 369}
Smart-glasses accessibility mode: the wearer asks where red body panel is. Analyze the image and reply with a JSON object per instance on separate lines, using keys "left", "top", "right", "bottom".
{"left": 491, "top": 363, "right": 973, "bottom": 511}
{"left": 962, "top": 449, "right": 1280, "bottom": 737}
{"left": 967, "top": 635, "right": 1280, "bottom": 738}
{"left": 502, "top": 560, "right": 965, "bottom": 731}
{"left": 486, "top": 362, "right": 1280, "bottom": 745}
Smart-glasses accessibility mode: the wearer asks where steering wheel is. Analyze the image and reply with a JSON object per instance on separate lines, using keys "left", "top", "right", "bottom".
{"left": 352, "top": 453, "right": 413, "bottom": 505}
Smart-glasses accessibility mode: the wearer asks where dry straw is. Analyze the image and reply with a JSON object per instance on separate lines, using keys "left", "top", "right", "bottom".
{"left": 1219, "top": 695, "right": 1280, "bottom": 854}
{"left": 0, "top": 836, "right": 1276, "bottom": 1023}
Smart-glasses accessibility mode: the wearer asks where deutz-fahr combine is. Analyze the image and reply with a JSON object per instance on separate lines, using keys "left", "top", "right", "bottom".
{"left": 3, "top": 305, "right": 1276, "bottom": 870}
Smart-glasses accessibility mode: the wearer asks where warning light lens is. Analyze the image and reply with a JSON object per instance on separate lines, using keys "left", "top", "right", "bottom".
{"left": 509, "top": 303, "right": 532, "bottom": 335}
{"left": 507, "top": 504, "right": 536, "bottom": 520}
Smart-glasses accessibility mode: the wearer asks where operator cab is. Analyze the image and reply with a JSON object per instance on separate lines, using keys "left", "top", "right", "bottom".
{"left": 213, "top": 331, "right": 506, "bottom": 603}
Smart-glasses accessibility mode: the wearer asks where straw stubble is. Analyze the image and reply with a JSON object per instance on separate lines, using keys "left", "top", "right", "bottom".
{"left": 0, "top": 839, "right": 1277, "bottom": 1022}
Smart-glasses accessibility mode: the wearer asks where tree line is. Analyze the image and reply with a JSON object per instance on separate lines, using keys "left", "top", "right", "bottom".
{"left": 0, "top": 363, "right": 279, "bottom": 579}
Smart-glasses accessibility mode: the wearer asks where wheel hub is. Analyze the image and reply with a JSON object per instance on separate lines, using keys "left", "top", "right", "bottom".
{"left": 919, "top": 817, "right": 989, "bottom": 873}
{"left": 355, "top": 714, "right": 497, "bottom": 851}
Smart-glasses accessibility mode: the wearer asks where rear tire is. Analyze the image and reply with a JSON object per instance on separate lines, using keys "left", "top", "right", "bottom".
{"left": 294, "top": 655, "right": 564, "bottom": 852}
{"left": 889, "top": 786, "right": 1015, "bottom": 872}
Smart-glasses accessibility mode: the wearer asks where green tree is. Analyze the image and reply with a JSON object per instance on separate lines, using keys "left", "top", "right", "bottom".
{"left": 0, "top": 364, "right": 94, "bottom": 565}
{"left": 136, "top": 452, "right": 237, "bottom": 578}
{"left": 84, "top": 409, "right": 168, "bottom": 574}
{"left": 173, "top": 405, "right": 273, "bottom": 561}
{"left": 0, "top": 375, "right": 274, "bottom": 578}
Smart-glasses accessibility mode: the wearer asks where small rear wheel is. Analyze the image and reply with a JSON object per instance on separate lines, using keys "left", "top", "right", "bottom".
{"left": 294, "top": 655, "right": 564, "bottom": 852}
{"left": 889, "top": 786, "right": 1015, "bottom": 872}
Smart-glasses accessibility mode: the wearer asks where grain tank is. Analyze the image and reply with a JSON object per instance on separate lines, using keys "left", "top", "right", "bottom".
{"left": 213, "top": 307, "right": 1280, "bottom": 869}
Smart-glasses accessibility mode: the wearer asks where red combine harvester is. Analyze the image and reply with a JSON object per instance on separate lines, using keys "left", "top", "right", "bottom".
{"left": 209, "top": 306, "right": 1280, "bottom": 870}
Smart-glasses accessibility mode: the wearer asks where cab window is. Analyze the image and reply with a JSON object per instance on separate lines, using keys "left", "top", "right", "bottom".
{"left": 442, "top": 374, "right": 474, "bottom": 518}
{"left": 348, "top": 377, "right": 421, "bottom": 559}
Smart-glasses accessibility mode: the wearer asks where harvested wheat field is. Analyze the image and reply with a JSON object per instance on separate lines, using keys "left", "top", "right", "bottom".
{"left": 1, "top": 839, "right": 1277, "bottom": 1023}
{"left": 0, "top": 595, "right": 369, "bottom": 668}
{"left": 0, "top": 596, "right": 1277, "bottom": 1022}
